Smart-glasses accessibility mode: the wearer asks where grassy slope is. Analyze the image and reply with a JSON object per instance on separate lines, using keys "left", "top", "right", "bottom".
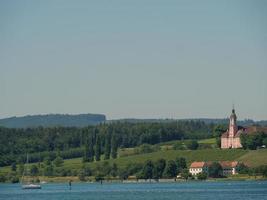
{"left": 238, "top": 149, "right": 267, "bottom": 167}
{"left": 1, "top": 137, "right": 267, "bottom": 175}
{"left": 58, "top": 149, "right": 249, "bottom": 171}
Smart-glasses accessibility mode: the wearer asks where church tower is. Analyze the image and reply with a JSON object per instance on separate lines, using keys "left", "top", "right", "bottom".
{"left": 229, "top": 108, "right": 237, "bottom": 137}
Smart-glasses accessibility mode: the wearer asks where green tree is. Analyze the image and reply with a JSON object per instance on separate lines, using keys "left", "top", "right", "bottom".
{"left": 111, "top": 133, "right": 118, "bottom": 159}
{"left": 54, "top": 156, "right": 64, "bottom": 167}
{"left": 44, "top": 164, "right": 54, "bottom": 176}
{"left": 186, "top": 140, "right": 199, "bottom": 150}
{"left": 236, "top": 163, "right": 249, "bottom": 174}
{"left": 138, "top": 144, "right": 154, "bottom": 154}
{"left": 104, "top": 132, "right": 111, "bottom": 160}
{"left": 30, "top": 165, "right": 39, "bottom": 176}
{"left": 18, "top": 163, "right": 24, "bottom": 175}
{"left": 118, "top": 169, "right": 129, "bottom": 180}
{"left": 213, "top": 124, "right": 227, "bottom": 147}
{"left": 11, "top": 162, "right": 17, "bottom": 171}
{"left": 262, "top": 138, "right": 267, "bottom": 147}
{"left": 78, "top": 170, "right": 86, "bottom": 181}
{"left": 142, "top": 160, "right": 154, "bottom": 180}
{"left": 95, "top": 134, "right": 101, "bottom": 161}
{"left": 175, "top": 157, "right": 187, "bottom": 174}
{"left": 181, "top": 169, "right": 190, "bottom": 180}
{"left": 153, "top": 159, "right": 166, "bottom": 179}
{"left": 110, "top": 163, "right": 118, "bottom": 177}
{"left": 197, "top": 172, "right": 207, "bottom": 180}
{"left": 84, "top": 134, "right": 94, "bottom": 162}
{"left": 0, "top": 174, "right": 6, "bottom": 182}
{"left": 209, "top": 162, "right": 222, "bottom": 178}
{"left": 163, "top": 160, "right": 177, "bottom": 178}
{"left": 44, "top": 156, "right": 52, "bottom": 165}
{"left": 83, "top": 165, "right": 92, "bottom": 176}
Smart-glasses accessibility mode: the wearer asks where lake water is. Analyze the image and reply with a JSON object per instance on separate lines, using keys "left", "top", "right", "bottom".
{"left": 1, "top": 181, "right": 267, "bottom": 200}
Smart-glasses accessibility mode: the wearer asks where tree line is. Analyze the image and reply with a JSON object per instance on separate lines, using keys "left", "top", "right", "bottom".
{"left": 2, "top": 156, "right": 267, "bottom": 183}
{"left": 0, "top": 120, "right": 213, "bottom": 166}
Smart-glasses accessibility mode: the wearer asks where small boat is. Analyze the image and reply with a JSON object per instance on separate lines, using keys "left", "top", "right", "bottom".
{"left": 21, "top": 154, "right": 42, "bottom": 189}
{"left": 22, "top": 184, "right": 42, "bottom": 189}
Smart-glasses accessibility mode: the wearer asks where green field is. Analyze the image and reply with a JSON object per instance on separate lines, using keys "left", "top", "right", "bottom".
{"left": 2, "top": 148, "right": 267, "bottom": 175}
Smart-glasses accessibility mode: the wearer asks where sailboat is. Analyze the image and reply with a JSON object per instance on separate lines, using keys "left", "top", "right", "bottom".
{"left": 21, "top": 154, "right": 42, "bottom": 189}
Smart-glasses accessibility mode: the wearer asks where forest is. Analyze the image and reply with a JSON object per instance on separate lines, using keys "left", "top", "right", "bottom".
{"left": 0, "top": 120, "right": 213, "bottom": 167}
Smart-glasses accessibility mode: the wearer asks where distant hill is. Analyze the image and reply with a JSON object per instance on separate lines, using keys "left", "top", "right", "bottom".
{"left": 0, "top": 114, "right": 266, "bottom": 128}
{"left": 0, "top": 114, "right": 106, "bottom": 128}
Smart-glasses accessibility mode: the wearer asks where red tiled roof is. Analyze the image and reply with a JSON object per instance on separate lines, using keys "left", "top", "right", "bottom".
{"left": 219, "top": 161, "right": 238, "bottom": 168}
{"left": 243, "top": 126, "right": 267, "bottom": 134}
{"left": 190, "top": 162, "right": 206, "bottom": 168}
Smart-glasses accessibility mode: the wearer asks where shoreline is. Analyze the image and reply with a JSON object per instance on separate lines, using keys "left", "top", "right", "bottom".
{"left": 3, "top": 175, "right": 265, "bottom": 184}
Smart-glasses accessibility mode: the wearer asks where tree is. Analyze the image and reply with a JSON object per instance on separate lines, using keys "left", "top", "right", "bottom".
{"left": 111, "top": 133, "right": 118, "bottom": 159}
{"left": 241, "top": 132, "right": 266, "bottom": 150}
{"left": 30, "top": 165, "right": 39, "bottom": 176}
{"left": 84, "top": 134, "right": 94, "bottom": 162}
{"left": 197, "top": 172, "right": 207, "bottom": 180}
{"left": 262, "top": 166, "right": 267, "bottom": 177}
{"left": 181, "top": 169, "right": 190, "bottom": 180}
{"left": 213, "top": 124, "right": 227, "bottom": 147}
{"left": 95, "top": 134, "right": 101, "bottom": 161}
{"left": 118, "top": 169, "right": 129, "bottom": 180}
{"left": 262, "top": 138, "right": 267, "bottom": 147}
{"left": 78, "top": 170, "right": 86, "bottom": 181}
{"left": 186, "top": 140, "right": 199, "bottom": 150}
{"left": 0, "top": 174, "right": 6, "bottom": 182}
{"left": 54, "top": 156, "right": 64, "bottom": 167}
{"left": 163, "top": 160, "right": 177, "bottom": 178}
{"left": 153, "top": 159, "right": 166, "bottom": 179}
{"left": 209, "top": 162, "right": 222, "bottom": 178}
{"left": 236, "top": 163, "right": 249, "bottom": 174}
{"left": 142, "top": 160, "right": 154, "bottom": 180}
{"left": 18, "top": 163, "right": 24, "bottom": 175}
{"left": 104, "top": 132, "right": 111, "bottom": 160}
{"left": 44, "top": 164, "right": 54, "bottom": 176}
{"left": 44, "top": 156, "right": 52, "bottom": 165}
{"left": 110, "top": 163, "right": 118, "bottom": 177}
{"left": 175, "top": 157, "right": 187, "bottom": 174}
{"left": 11, "top": 162, "right": 17, "bottom": 171}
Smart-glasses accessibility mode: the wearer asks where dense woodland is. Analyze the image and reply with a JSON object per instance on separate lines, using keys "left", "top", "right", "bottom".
{"left": 0, "top": 121, "right": 213, "bottom": 166}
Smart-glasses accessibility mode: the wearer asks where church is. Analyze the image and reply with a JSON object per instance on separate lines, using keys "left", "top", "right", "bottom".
{"left": 221, "top": 108, "right": 242, "bottom": 148}
{"left": 221, "top": 108, "right": 267, "bottom": 149}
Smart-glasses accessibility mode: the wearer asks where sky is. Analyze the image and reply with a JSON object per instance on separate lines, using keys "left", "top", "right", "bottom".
{"left": 0, "top": 0, "right": 267, "bottom": 120}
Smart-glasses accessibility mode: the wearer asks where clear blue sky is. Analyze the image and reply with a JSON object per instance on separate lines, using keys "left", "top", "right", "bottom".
{"left": 0, "top": 0, "right": 266, "bottom": 120}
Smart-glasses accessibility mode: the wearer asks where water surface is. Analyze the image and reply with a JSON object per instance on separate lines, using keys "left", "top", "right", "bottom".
{"left": 1, "top": 181, "right": 267, "bottom": 200}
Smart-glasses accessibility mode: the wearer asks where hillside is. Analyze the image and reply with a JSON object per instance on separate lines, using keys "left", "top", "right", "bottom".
{"left": 1, "top": 149, "right": 266, "bottom": 176}
{"left": 0, "top": 114, "right": 106, "bottom": 128}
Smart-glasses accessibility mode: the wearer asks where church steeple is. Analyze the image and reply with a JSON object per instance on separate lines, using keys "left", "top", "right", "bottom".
{"left": 229, "top": 107, "right": 237, "bottom": 137}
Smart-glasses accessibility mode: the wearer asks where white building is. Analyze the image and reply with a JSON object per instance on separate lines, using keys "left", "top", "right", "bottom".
{"left": 189, "top": 162, "right": 208, "bottom": 175}
{"left": 189, "top": 161, "right": 240, "bottom": 176}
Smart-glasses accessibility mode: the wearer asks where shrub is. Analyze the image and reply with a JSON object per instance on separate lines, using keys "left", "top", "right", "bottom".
{"left": 54, "top": 156, "right": 64, "bottom": 167}
{"left": 209, "top": 162, "right": 223, "bottom": 178}
{"left": 0, "top": 174, "right": 6, "bottom": 182}
{"left": 197, "top": 172, "right": 207, "bottom": 180}
{"left": 181, "top": 169, "right": 190, "bottom": 180}
{"left": 186, "top": 140, "right": 199, "bottom": 150}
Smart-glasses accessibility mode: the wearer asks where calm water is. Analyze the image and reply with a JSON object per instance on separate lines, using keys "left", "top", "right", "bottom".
{"left": 0, "top": 181, "right": 267, "bottom": 200}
